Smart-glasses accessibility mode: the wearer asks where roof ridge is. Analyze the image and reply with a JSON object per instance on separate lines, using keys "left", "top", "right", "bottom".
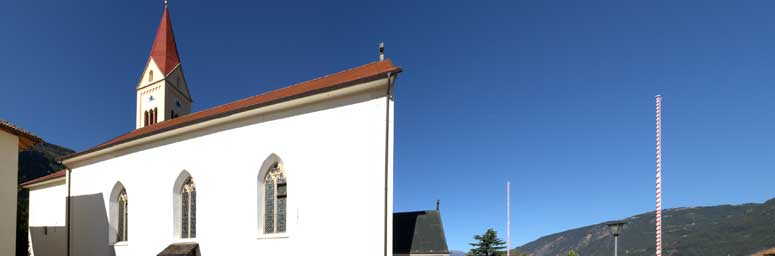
{"left": 0, "top": 119, "right": 43, "bottom": 143}
{"left": 63, "top": 60, "right": 401, "bottom": 161}
{"left": 200, "top": 60, "right": 389, "bottom": 113}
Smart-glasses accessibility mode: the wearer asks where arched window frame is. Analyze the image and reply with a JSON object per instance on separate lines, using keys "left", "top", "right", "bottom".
{"left": 148, "top": 70, "right": 153, "bottom": 82}
{"left": 173, "top": 171, "right": 196, "bottom": 239}
{"left": 109, "top": 182, "right": 128, "bottom": 245}
{"left": 258, "top": 154, "right": 288, "bottom": 237}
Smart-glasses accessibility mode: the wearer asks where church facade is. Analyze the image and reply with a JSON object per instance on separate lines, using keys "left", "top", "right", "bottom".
{"left": 23, "top": 4, "right": 400, "bottom": 256}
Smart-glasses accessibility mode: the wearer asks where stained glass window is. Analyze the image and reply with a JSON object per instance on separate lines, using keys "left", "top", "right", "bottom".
{"left": 277, "top": 177, "right": 287, "bottom": 233}
{"left": 263, "top": 163, "right": 287, "bottom": 234}
{"left": 181, "top": 178, "right": 196, "bottom": 238}
{"left": 264, "top": 179, "right": 274, "bottom": 234}
{"left": 191, "top": 190, "right": 196, "bottom": 238}
{"left": 117, "top": 189, "right": 128, "bottom": 242}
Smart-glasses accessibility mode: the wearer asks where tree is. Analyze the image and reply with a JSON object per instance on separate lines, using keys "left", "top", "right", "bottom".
{"left": 467, "top": 228, "right": 507, "bottom": 256}
{"left": 567, "top": 250, "right": 579, "bottom": 256}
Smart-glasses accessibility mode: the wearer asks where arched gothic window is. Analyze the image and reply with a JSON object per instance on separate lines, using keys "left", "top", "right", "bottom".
{"left": 263, "top": 163, "right": 287, "bottom": 234}
{"left": 149, "top": 70, "right": 153, "bottom": 82}
{"left": 144, "top": 111, "right": 149, "bottom": 127}
{"left": 117, "top": 189, "right": 128, "bottom": 242}
{"left": 180, "top": 178, "right": 196, "bottom": 238}
{"left": 149, "top": 107, "right": 158, "bottom": 125}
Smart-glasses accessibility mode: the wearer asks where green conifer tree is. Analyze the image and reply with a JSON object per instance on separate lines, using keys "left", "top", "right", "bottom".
{"left": 467, "top": 228, "right": 507, "bottom": 256}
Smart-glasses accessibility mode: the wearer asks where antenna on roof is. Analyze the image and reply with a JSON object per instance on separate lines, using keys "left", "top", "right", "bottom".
{"left": 436, "top": 199, "right": 440, "bottom": 211}
{"left": 379, "top": 42, "right": 385, "bottom": 62}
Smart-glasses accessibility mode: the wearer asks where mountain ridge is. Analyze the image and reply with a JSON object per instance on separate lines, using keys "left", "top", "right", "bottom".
{"left": 513, "top": 198, "right": 775, "bottom": 256}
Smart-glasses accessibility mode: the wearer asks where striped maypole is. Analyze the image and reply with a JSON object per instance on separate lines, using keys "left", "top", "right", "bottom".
{"left": 506, "top": 181, "right": 511, "bottom": 256}
{"left": 655, "top": 95, "right": 663, "bottom": 256}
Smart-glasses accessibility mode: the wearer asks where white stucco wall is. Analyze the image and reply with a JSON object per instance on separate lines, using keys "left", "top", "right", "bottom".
{"left": 27, "top": 180, "right": 67, "bottom": 256}
{"left": 0, "top": 131, "right": 18, "bottom": 255}
{"left": 67, "top": 78, "right": 394, "bottom": 256}
{"left": 28, "top": 181, "right": 67, "bottom": 227}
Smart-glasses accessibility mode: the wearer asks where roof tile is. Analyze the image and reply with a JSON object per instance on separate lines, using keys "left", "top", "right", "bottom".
{"left": 20, "top": 170, "right": 66, "bottom": 187}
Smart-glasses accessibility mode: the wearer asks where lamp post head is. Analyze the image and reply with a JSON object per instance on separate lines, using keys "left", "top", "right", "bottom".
{"left": 606, "top": 221, "right": 626, "bottom": 237}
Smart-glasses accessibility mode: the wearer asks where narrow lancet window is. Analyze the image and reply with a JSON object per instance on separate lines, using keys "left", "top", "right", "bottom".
{"left": 117, "top": 189, "right": 128, "bottom": 242}
{"left": 151, "top": 108, "right": 158, "bottom": 124}
{"left": 263, "top": 163, "right": 287, "bottom": 234}
{"left": 181, "top": 178, "right": 196, "bottom": 238}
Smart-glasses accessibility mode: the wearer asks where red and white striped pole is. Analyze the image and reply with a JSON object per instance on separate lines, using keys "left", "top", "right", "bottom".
{"left": 655, "top": 95, "right": 663, "bottom": 256}
{"left": 506, "top": 180, "right": 511, "bottom": 256}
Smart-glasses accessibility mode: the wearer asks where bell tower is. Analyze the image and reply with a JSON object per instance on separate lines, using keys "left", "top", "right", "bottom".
{"left": 136, "top": 3, "right": 192, "bottom": 129}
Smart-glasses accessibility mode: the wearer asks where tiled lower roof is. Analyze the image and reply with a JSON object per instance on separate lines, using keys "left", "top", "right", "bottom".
{"left": 0, "top": 119, "right": 43, "bottom": 150}
{"left": 20, "top": 170, "right": 66, "bottom": 187}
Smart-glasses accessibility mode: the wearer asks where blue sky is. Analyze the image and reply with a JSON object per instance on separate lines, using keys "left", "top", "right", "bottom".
{"left": 3, "top": 0, "right": 775, "bottom": 251}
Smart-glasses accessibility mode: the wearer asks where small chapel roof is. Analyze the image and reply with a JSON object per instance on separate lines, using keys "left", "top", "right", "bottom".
{"left": 60, "top": 60, "right": 401, "bottom": 162}
{"left": 20, "top": 170, "right": 66, "bottom": 188}
{"left": 0, "top": 119, "right": 42, "bottom": 151}
{"left": 157, "top": 242, "right": 199, "bottom": 256}
{"left": 393, "top": 210, "right": 450, "bottom": 255}
{"left": 150, "top": 5, "right": 180, "bottom": 75}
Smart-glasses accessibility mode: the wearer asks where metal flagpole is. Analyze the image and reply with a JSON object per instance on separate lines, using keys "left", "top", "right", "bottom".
{"left": 655, "top": 95, "right": 663, "bottom": 256}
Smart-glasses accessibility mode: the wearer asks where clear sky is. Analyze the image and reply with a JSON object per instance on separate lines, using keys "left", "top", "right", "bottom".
{"left": 2, "top": 0, "right": 775, "bottom": 252}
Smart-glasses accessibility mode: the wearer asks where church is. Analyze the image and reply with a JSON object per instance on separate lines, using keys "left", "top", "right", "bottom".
{"left": 20, "top": 3, "right": 425, "bottom": 256}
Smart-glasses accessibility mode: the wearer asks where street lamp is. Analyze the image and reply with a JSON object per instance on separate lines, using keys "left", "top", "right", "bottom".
{"left": 607, "top": 221, "right": 626, "bottom": 256}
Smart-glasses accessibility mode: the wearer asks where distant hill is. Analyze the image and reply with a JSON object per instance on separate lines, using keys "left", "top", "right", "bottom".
{"left": 450, "top": 250, "right": 466, "bottom": 256}
{"left": 18, "top": 141, "right": 74, "bottom": 182}
{"left": 512, "top": 199, "right": 775, "bottom": 256}
{"left": 16, "top": 142, "right": 74, "bottom": 256}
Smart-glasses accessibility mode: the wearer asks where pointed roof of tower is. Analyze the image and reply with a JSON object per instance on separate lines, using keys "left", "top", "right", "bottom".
{"left": 149, "top": 6, "right": 180, "bottom": 75}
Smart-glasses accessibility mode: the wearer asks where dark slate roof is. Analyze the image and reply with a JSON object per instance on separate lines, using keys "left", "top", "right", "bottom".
{"left": 157, "top": 243, "right": 199, "bottom": 256}
{"left": 394, "top": 210, "right": 449, "bottom": 254}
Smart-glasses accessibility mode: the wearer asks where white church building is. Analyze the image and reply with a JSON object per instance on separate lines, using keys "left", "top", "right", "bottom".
{"left": 23, "top": 3, "right": 402, "bottom": 256}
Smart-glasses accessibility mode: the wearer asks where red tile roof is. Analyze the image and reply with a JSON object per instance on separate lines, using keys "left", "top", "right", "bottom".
{"left": 61, "top": 60, "right": 401, "bottom": 162}
{"left": 150, "top": 6, "right": 180, "bottom": 75}
{"left": 20, "top": 170, "right": 66, "bottom": 187}
{"left": 0, "top": 119, "right": 43, "bottom": 150}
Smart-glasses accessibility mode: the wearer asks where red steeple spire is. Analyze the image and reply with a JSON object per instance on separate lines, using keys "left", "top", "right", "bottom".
{"left": 149, "top": 5, "right": 180, "bottom": 75}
